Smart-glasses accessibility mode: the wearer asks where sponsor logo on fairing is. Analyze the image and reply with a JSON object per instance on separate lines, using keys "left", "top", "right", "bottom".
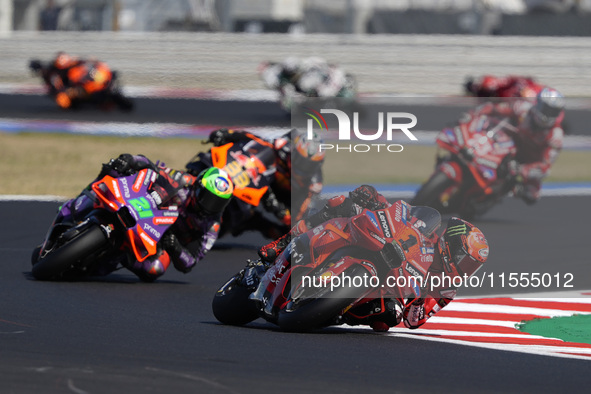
{"left": 111, "top": 179, "right": 121, "bottom": 199}
{"left": 150, "top": 190, "right": 162, "bottom": 205}
{"left": 143, "top": 223, "right": 162, "bottom": 239}
{"left": 376, "top": 210, "right": 392, "bottom": 238}
{"left": 133, "top": 170, "right": 147, "bottom": 192}
{"left": 454, "top": 126, "right": 464, "bottom": 146}
{"left": 366, "top": 211, "right": 380, "bottom": 231}
{"left": 360, "top": 261, "right": 378, "bottom": 277}
{"left": 405, "top": 262, "right": 425, "bottom": 280}
{"left": 394, "top": 202, "right": 408, "bottom": 224}
{"left": 369, "top": 232, "right": 386, "bottom": 244}
{"left": 139, "top": 231, "right": 156, "bottom": 247}
{"left": 420, "top": 254, "right": 434, "bottom": 263}
{"left": 475, "top": 157, "right": 498, "bottom": 169}
{"left": 312, "top": 225, "right": 324, "bottom": 235}
{"left": 153, "top": 217, "right": 176, "bottom": 225}
{"left": 120, "top": 178, "right": 130, "bottom": 198}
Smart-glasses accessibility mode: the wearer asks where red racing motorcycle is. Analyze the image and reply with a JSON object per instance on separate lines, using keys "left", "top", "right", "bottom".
{"left": 412, "top": 112, "right": 517, "bottom": 219}
{"left": 212, "top": 200, "right": 441, "bottom": 331}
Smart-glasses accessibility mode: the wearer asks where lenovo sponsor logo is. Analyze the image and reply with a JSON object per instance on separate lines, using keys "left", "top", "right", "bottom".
{"left": 405, "top": 262, "right": 424, "bottom": 280}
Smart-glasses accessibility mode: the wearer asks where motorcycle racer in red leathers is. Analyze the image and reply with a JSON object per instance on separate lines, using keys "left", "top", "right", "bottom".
{"left": 465, "top": 74, "right": 545, "bottom": 98}
{"left": 257, "top": 185, "right": 489, "bottom": 332}
{"left": 470, "top": 87, "right": 565, "bottom": 204}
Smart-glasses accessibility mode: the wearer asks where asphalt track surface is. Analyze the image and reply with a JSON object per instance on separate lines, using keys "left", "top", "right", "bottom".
{"left": 2, "top": 95, "right": 591, "bottom": 393}
{"left": 1, "top": 93, "right": 591, "bottom": 134}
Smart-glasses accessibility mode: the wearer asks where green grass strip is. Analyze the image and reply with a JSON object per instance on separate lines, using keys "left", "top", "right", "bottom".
{"left": 519, "top": 314, "right": 591, "bottom": 345}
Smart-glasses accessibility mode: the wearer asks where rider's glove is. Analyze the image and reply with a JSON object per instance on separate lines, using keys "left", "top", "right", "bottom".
{"left": 279, "top": 208, "right": 291, "bottom": 227}
{"left": 258, "top": 232, "right": 291, "bottom": 263}
{"left": 161, "top": 233, "right": 195, "bottom": 273}
{"left": 108, "top": 154, "right": 135, "bottom": 175}
{"left": 161, "top": 232, "right": 178, "bottom": 253}
{"left": 349, "top": 185, "right": 386, "bottom": 211}
{"left": 208, "top": 129, "right": 232, "bottom": 146}
{"left": 508, "top": 160, "right": 524, "bottom": 185}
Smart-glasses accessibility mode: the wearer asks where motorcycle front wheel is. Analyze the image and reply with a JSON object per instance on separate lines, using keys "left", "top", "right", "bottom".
{"left": 411, "top": 170, "right": 456, "bottom": 212}
{"left": 212, "top": 275, "right": 259, "bottom": 326}
{"left": 277, "top": 265, "right": 370, "bottom": 332}
{"left": 31, "top": 222, "right": 109, "bottom": 281}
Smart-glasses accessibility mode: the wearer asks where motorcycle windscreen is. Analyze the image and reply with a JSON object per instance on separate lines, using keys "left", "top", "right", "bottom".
{"left": 409, "top": 205, "right": 441, "bottom": 238}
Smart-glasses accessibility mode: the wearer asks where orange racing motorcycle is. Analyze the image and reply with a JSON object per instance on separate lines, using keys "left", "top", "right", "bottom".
{"left": 29, "top": 58, "right": 134, "bottom": 111}
{"left": 186, "top": 137, "right": 288, "bottom": 238}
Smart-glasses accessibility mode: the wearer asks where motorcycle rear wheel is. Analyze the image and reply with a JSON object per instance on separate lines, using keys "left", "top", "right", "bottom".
{"left": 111, "top": 92, "right": 134, "bottom": 111}
{"left": 411, "top": 171, "right": 456, "bottom": 212}
{"left": 31, "top": 223, "right": 108, "bottom": 281}
{"left": 212, "top": 275, "right": 259, "bottom": 326}
{"left": 277, "top": 265, "right": 370, "bottom": 332}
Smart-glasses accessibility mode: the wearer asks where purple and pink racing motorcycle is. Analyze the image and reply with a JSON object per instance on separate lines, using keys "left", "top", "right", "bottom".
{"left": 31, "top": 168, "right": 179, "bottom": 280}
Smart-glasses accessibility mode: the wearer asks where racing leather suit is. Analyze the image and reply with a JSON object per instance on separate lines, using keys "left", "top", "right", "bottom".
{"left": 203, "top": 129, "right": 323, "bottom": 238}
{"left": 466, "top": 75, "right": 544, "bottom": 98}
{"left": 34, "top": 57, "right": 110, "bottom": 109}
{"left": 474, "top": 100, "right": 564, "bottom": 204}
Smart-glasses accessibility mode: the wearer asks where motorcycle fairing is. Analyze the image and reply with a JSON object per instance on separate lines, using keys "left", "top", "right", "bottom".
{"left": 211, "top": 142, "right": 275, "bottom": 206}
{"left": 91, "top": 169, "right": 178, "bottom": 262}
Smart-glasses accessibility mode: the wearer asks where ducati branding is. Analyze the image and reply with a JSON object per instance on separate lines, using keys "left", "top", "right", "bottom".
{"left": 369, "top": 231, "right": 386, "bottom": 244}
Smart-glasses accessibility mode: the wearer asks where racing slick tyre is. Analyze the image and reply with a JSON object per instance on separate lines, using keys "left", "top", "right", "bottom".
{"left": 277, "top": 265, "right": 370, "bottom": 332}
{"left": 212, "top": 276, "right": 259, "bottom": 326}
{"left": 411, "top": 171, "right": 456, "bottom": 212}
{"left": 31, "top": 223, "right": 109, "bottom": 281}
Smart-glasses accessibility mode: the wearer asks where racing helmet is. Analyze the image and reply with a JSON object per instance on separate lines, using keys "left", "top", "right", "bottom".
{"left": 290, "top": 129, "right": 325, "bottom": 179}
{"left": 282, "top": 57, "right": 301, "bottom": 75}
{"left": 54, "top": 52, "right": 77, "bottom": 69}
{"left": 193, "top": 168, "right": 234, "bottom": 216}
{"left": 437, "top": 217, "right": 489, "bottom": 279}
{"left": 529, "top": 87, "right": 565, "bottom": 128}
{"left": 478, "top": 75, "right": 500, "bottom": 96}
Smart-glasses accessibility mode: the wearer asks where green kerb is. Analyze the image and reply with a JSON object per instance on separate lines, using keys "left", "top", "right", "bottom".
{"left": 518, "top": 314, "right": 591, "bottom": 345}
